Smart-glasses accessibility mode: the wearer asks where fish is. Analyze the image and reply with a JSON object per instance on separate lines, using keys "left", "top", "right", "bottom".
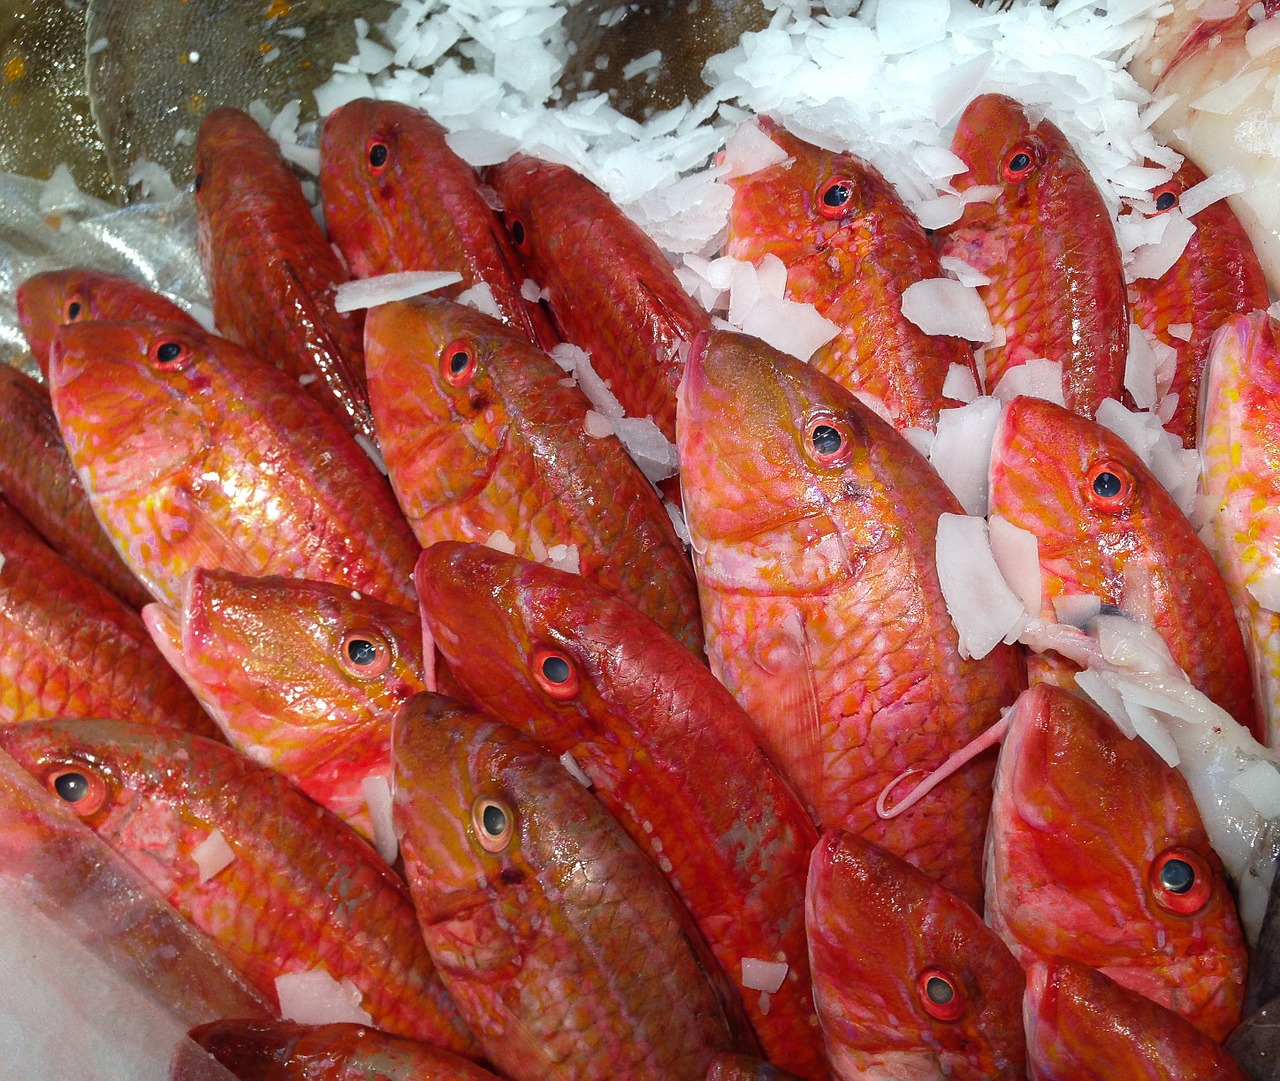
{"left": 1025, "top": 958, "right": 1251, "bottom": 1080}
{"left": 485, "top": 152, "right": 713, "bottom": 443}
{"left": 0, "top": 498, "right": 216, "bottom": 736}
{"left": 415, "top": 541, "right": 826, "bottom": 1080}
{"left": 392, "top": 691, "right": 756, "bottom": 1080}
{"left": 0, "top": 718, "right": 479, "bottom": 1056}
{"left": 1125, "top": 156, "right": 1270, "bottom": 447}
{"left": 676, "top": 327, "right": 1024, "bottom": 908}
{"left": 0, "top": 360, "right": 152, "bottom": 608}
{"left": 48, "top": 318, "right": 420, "bottom": 611}
{"left": 935, "top": 93, "right": 1128, "bottom": 416}
{"left": 805, "top": 829, "right": 1027, "bottom": 1080}
{"left": 987, "top": 393, "right": 1258, "bottom": 738}
{"left": 985, "top": 682, "right": 1246, "bottom": 1042}
{"left": 194, "top": 107, "right": 375, "bottom": 442}
{"left": 318, "top": 99, "right": 557, "bottom": 351}
{"left": 722, "top": 116, "right": 979, "bottom": 432}
{"left": 1226, "top": 996, "right": 1280, "bottom": 1080}
{"left": 143, "top": 568, "right": 426, "bottom": 839}
{"left": 363, "top": 297, "right": 702, "bottom": 652}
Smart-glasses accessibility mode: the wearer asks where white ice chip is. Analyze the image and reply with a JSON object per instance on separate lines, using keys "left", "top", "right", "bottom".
{"left": 742, "top": 958, "right": 789, "bottom": 993}
{"left": 333, "top": 271, "right": 464, "bottom": 312}
{"left": 275, "top": 970, "right": 373, "bottom": 1026}
{"left": 900, "top": 278, "right": 993, "bottom": 342}
{"left": 362, "top": 775, "right": 398, "bottom": 865}
{"left": 935, "top": 513, "right": 1028, "bottom": 660}
{"left": 191, "top": 829, "right": 235, "bottom": 883}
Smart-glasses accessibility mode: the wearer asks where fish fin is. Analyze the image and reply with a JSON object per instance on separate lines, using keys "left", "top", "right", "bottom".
{"left": 155, "top": 485, "right": 261, "bottom": 583}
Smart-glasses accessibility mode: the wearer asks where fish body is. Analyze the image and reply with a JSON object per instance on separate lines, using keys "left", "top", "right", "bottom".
{"left": 676, "top": 328, "right": 1023, "bottom": 907}
{"left": 143, "top": 569, "right": 425, "bottom": 838}
{"left": 415, "top": 542, "right": 826, "bottom": 1079}
{"left": 48, "top": 319, "right": 419, "bottom": 611}
{"left": 707, "top": 1055, "right": 807, "bottom": 1081}
{"left": 806, "top": 830, "right": 1027, "bottom": 1080}
{"left": 723, "top": 116, "right": 977, "bottom": 431}
{"left": 985, "top": 683, "right": 1246, "bottom": 1041}
{"left": 318, "top": 99, "right": 556, "bottom": 350}
{"left": 936, "top": 94, "right": 1128, "bottom": 415}
{"left": 486, "top": 152, "right": 712, "bottom": 441}
{"left": 364, "top": 298, "right": 701, "bottom": 652}
{"left": 194, "top": 107, "right": 374, "bottom": 442}
{"left": 0, "top": 718, "right": 478, "bottom": 1055}
{"left": 392, "top": 692, "right": 754, "bottom": 1080}
{"left": 988, "top": 394, "right": 1258, "bottom": 737}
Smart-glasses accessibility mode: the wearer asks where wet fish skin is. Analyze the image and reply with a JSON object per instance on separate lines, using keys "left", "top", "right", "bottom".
{"left": 364, "top": 297, "right": 701, "bottom": 653}
{"left": 415, "top": 541, "right": 826, "bottom": 1080}
{"left": 0, "top": 718, "right": 479, "bottom": 1056}
{"left": 806, "top": 830, "right": 1027, "bottom": 1080}
{"left": 676, "top": 327, "right": 1024, "bottom": 908}
{"left": 936, "top": 93, "right": 1128, "bottom": 415}
{"left": 986, "top": 683, "right": 1246, "bottom": 1042}
{"left": 48, "top": 319, "right": 420, "bottom": 612}
{"left": 723, "top": 116, "right": 978, "bottom": 431}
{"left": 486, "top": 152, "right": 712, "bottom": 442}
{"left": 319, "top": 99, "right": 557, "bottom": 351}
{"left": 392, "top": 692, "right": 755, "bottom": 1081}
{"left": 194, "top": 107, "right": 375, "bottom": 443}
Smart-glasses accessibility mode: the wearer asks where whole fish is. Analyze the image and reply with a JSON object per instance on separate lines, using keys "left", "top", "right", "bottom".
{"left": 1025, "top": 958, "right": 1250, "bottom": 1080}
{"left": 318, "top": 99, "right": 557, "bottom": 351}
{"left": 415, "top": 541, "right": 826, "bottom": 1080}
{"left": 676, "top": 327, "right": 1024, "bottom": 907}
{"left": 0, "top": 360, "right": 151, "bottom": 608}
{"left": 179, "top": 1020, "right": 502, "bottom": 1081}
{"left": 1126, "top": 156, "right": 1269, "bottom": 446}
{"left": 988, "top": 394, "right": 1258, "bottom": 737}
{"left": 48, "top": 319, "right": 420, "bottom": 611}
{"left": 486, "top": 152, "right": 712, "bottom": 442}
{"left": 985, "top": 682, "right": 1246, "bottom": 1041}
{"left": 723, "top": 116, "right": 978, "bottom": 432}
{"left": 0, "top": 499, "right": 215, "bottom": 736}
{"left": 392, "top": 692, "right": 755, "bottom": 1080}
{"left": 143, "top": 568, "right": 427, "bottom": 839}
{"left": 0, "top": 718, "right": 478, "bottom": 1056}
{"left": 1199, "top": 311, "right": 1280, "bottom": 746}
{"left": 194, "top": 107, "right": 375, "bottom": 443}
{"left": 364, "top": 298, "right": 702, "bottom": 652}
{"left": 806, "top": 830, "right": 1027, "bottom": 1080}
{"left": 935, "top": 93, "right": 1128, "bottom": 415}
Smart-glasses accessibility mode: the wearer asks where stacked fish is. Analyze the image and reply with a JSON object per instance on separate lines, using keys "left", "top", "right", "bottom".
{"left": 3, "top": 28, "right": 1280, "bottom": 1080}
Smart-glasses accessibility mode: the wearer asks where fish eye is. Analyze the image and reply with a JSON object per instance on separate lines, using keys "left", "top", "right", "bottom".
{"left": 816, "top": 176, "right": 856, "bottom": 219}
{"left": 194, "top": 171, "right": 204, "bottom": 195}
{"left": 150, "top": 338, "right": 192, "bottom": 368}
{"left": 804, "top": 416, "right": 854, "bottom": 467}
{"left": 916, "top": 966, "right": 966, "bottom": 1022}
{"left": 45, "top": 767, "right": 107, "bottom": 816}
{"left": 367, "top": 139, "right": 390, "bottom": 172}
{"left": 509, "top": 218, "right": 528, "bottom": 250}
{"left": 1001, "top": 142, "right": 1040, "bottom": 183}
{"left": 63, "top": 298, "right": 83, "bottom": 322}
{"left": 532, "top": 647, "right": 580, "bottom": 700}
{"left": 340, "top": 630, "right": 391, "bottom": 678}
{"left": 1151, "top": 183, "right": 1179, "bottom": 214}
{"left": 1150, "top": 847, "right": 1213, "bottom": 915}
{"left": 471, "top": 795, "right": 514, "bottom": 852}
{"left": 1085, "top": 460, "right": 1135, "bottom": 513}
{"left": 441, "top": 339, "right": 477, "bottom": 388}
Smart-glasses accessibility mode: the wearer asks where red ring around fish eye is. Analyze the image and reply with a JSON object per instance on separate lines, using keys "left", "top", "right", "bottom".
{"left": 62, "top": 296, "right": 84, "bottom": 323}
{"left": 1085, "top": 460, "right": 1135, "bottom": 513}
{"left": 340, "top": 630, "right": 391, "bottom": 678}
{"left": 532, "top": 647, "right": 579, "bottom": 700}
{"left": 816, "top": 176, "right": 856, "bottom": 219}
{"left": 1001, "top": 142, "right": 1040, "bottom": 183}
{"left": 45, "top": 767, "right": 106, "bottom": 816}
{"left": 366, "top": 138, "right": 390, "bottom": 174}
{"left": 1151, "top": 183, "right": 1179, "bottom": 215}
{"left": 471, "top": 795, "right": 514, "bottom": 852}
{"left": 442, "top": 339, "right": 477, "bottom": 388}
{"left": 1150, "top": 847, "right": 1213, "bottom": 915}
{"left": 917, "top": 967, "right": 966, "bottom": 1022}
{"left": 805, "top": 416, "right": 853, "bottom": 467}
{"left": 150, "top": 338, "right": 191, "bottom": 369}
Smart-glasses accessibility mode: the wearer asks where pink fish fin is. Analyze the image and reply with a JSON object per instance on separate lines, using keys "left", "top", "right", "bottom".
{"left": 876, "top": 704, "right": 1016, "bottom": 820}
{"left": 157, "top": 485, "right": 260, "bottom": 580}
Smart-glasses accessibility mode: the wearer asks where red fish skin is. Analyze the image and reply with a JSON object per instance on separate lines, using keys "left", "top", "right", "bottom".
{"left": 0, "top": 719, "right": 479, "bottom": 1056}
{"left": 415, "top": 542, "right": 827, "bottom": 1080}
{"left": 318, "top": 99, "right": 557, "bottom": 351}
{"left": 1024, "top": 958, "right": 1251, "bottom": 1080}
{"left": 988, "top": 394, "right": 1259, "bottom": 738}
{"left": 364, "top": 298, "right": 702, "bottom": 654}
{"left": 392, "top": 693, "right": 756, "bottom": 1080}
{"left": 936, "top": 94, "right": 1128, "bottom": 416}
{"left": 0, "top": 499, "right": 216, "bottom": 737}
{"left": 985, "top": 684, "right": 1246, "bottom": 1042}
{"left": 723, "top": 116, "right": 979, "bottom": 432}
{"left": 676, "top": 328, "right": 1024, "bottom": 908}
{"left": 1126, "top": 156, "right": 1270, "bottom": 447}
{"left": 485, "top": 152, "right": 712, "bottom": 442}
{"left": 194, "top": 107, "right": 375, "bottom": 443}
{"left": 48, "top": 319, "right": 420, "bottom": 612}
{"left": 0, "top": 362, "right": 152, "bottom": 609}
{"left": 806, "top": 830, "right": 1027, "bottom": 1080}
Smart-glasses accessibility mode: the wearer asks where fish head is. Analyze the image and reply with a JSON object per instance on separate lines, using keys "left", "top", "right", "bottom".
{"left": 484, "top": 152, "right": 567, "bottom": 272}
{"left": 1201, "top": 312, "right": 1280, "bottom": 494}
{"left": 806, "top": 829, "right": 1027, "bottom": 1078}
{"left": 16, "top": 269, "right": 101, "bottom": 374}
{"left": 48, "top": 319, "right": 214, "bottom": 496}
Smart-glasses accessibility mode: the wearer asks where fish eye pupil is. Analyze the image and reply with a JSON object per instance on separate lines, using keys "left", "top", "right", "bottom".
{"left": 1154, "top": 190, "right": 1177, "bottom": 212}
{"left": 1092, "top": 470, "right": 1122, "bottom": 499}
{"left": 482, "top": 803, "right": 507, "bottom": 836}
{"left": 66, "top": 301, "right": 82, "bottom": 320}
{"left": 369, "top": 143, "right": 388, "bottom": 168}
{"left": 541, "top": 655, "right": 571, "bottom": 684}
{"left": 511, "top": 220, "right": 526, "bottom": 246}
{"left": 156, "top": 341, "right": 183, "bottom": 363}
{"left": 194, "top": 172, "right": 203, "bottom": 194}
{"left": 449, "top": 350, "right": 470, "bottom": 374}
{"left": 1008, "top": 152, "right": 1032, "bottom": 173}
{"left": 925, "top": 976, "right": 955, "bottom": 1005}
{"left": 346, "top": 638, "right": 377, "bottom": 666}
{"left": 1161, "top": 857, "right": 1195, "bottom": 894}
{"left": 811, "top": 424, "right": 842, "bottom": 456}
{"left": 54, "top": 772, "right": 89, "bottom": 803}
{"left": 823, "top": 181, "right": 852, "bottom": 207}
